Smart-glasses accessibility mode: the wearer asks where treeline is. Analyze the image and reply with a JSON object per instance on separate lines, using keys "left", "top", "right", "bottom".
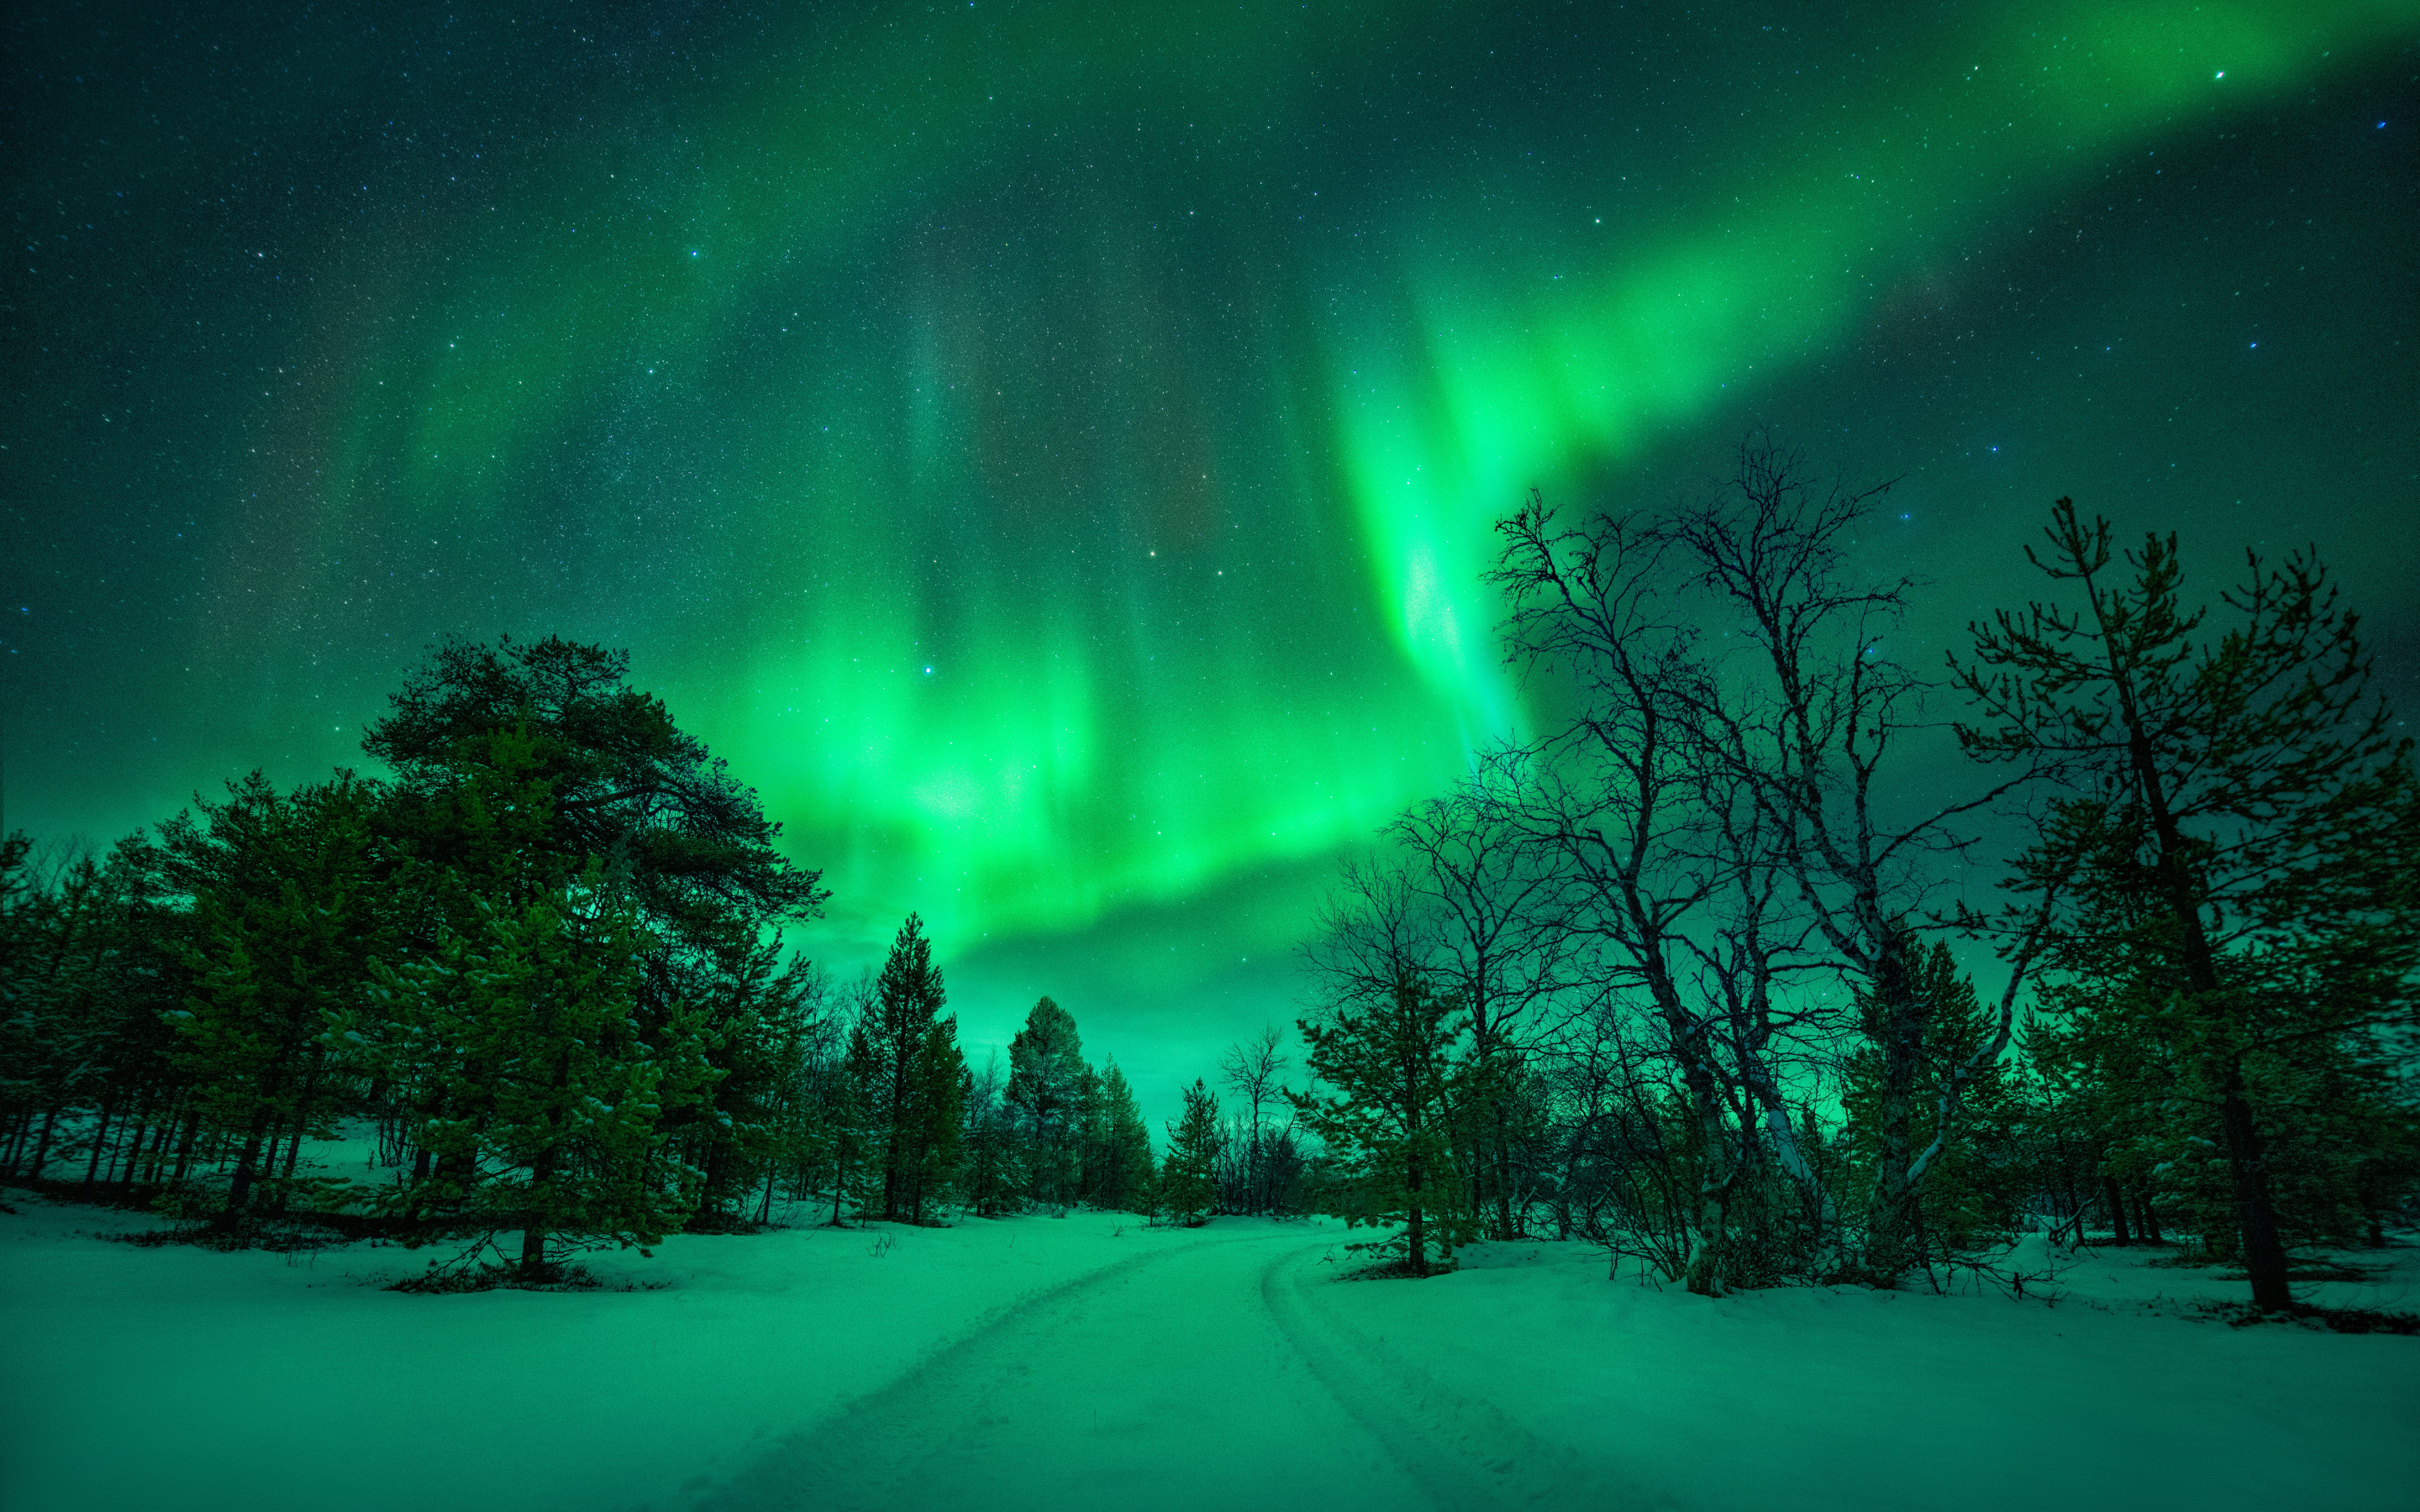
{"left": 1282, "top": 445, "right": 2419, "bottom": 1304}
{"left": 0, "top": 638, "right": 1171, "bottom": 1278}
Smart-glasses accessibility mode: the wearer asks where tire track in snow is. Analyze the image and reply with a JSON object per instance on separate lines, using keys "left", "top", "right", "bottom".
{"left": 686, "top": 1236, "right": 1212, "bottom": 1512}
{"left": 687, "top": 1228, "right": 1662, "bottom": 1512}
{"left": 1257, "top": 1247, "right": 1671, "bottom": 1510}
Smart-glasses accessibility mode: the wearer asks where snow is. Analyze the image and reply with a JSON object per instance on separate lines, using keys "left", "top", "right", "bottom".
{"left": 3, "top": 1196, "right": 2413, "bottom": 1512}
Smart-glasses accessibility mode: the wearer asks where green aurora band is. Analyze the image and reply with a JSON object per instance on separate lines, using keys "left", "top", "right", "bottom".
{"left": 153, "top": 0, "right": 2417, "bottom": 959}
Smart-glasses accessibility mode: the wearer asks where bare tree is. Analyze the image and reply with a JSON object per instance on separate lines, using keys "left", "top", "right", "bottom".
{"left": 1490, "top": 492, "right": 1745, "bottom": 1293}
{"left": 1386, "top": 753, "right": 1576, "bottom": 1238}
{"left": 1675, "top": 437, "right": 2034, "bottom": 1283}
{"left": 1220, "top": 1026, "right": 1288, "bottom": 1213}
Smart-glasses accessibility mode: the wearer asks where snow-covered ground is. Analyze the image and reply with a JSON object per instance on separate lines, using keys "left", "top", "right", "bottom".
{"left": 3, "top": 1194, "right": 2413, "bottom": 1512}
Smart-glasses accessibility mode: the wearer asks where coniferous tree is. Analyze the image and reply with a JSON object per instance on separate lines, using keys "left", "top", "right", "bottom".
{"left": 865, "top": 914, "right": 950, "bottom": 1221}
{"left": 1071, "top": 1063, "right": 1110, "bottom": 1206}
{"left": 902, "top": 1014, "right": 967, "bottom": 1221}
{"left": 1007, "top": 995, "right": 1087, "bottom": 1208}
{"left": 957, "top": 1052, "right": 1023, "bottom": 1217}
{"left": 1097, "top": 1058, "right": 1155, "bottom": 1213}
{"left": 829, "top": 1016, "right": 882, "bottom": 1226}
{"left": 165, "top": 774, "right": 384, "bottom": 1226}
{"left": 1161, "top": 1079, "right": 1223, "bottom": 1226}
{"left": 1954, "top": 497, "right": 2420, "bottom": 1309}
{"left": 1296, "top": 971, "right": 1465, "bottom": 1275}
{"left": 365, "top": 636, "right": 826, "bottom": 947}
{"left": 375, "top": 867, "right": 715, "bottom": 1275}
{"left": 1840, "top": 943, "right": 2029, "bottom": 1262}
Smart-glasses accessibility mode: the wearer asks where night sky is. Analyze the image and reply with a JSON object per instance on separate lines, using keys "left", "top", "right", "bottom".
{"left": 8, "top": 1, "right": 2415, "bottom": 1111}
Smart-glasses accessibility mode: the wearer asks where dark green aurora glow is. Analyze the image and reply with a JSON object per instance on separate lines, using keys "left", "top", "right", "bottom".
{"left": 8, "top": 2, "right": 2416, "bottom": 1088}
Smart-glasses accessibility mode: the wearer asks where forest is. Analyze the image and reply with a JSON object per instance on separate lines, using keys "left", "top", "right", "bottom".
{"left": 5, "top": 444, "right": 2415, "bottom": 1312}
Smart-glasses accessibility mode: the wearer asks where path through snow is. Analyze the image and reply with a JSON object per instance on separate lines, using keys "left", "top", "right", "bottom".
{"left": 5, "top": 1201, "right": 2413, "bottom": 1512}
{"left": 698, "top": 1227, "right": 1642, "bottom": 1511}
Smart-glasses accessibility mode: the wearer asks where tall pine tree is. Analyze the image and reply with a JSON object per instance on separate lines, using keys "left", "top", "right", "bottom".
{"left": 1954, "top": 498, "right": 2419, "bottom": 1309}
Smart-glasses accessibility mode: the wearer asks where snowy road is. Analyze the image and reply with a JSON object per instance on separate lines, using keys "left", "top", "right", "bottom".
{"left": 696, "top": 1227, "right": 1635, "bottom": 1512}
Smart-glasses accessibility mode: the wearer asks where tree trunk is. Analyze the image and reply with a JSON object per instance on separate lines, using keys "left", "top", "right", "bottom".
{"left": 80, "top": 1093, "right": 118, "bottom": 1200}
{"left": 2136, "top": 1187, "right": 2163, "bottom": 1244}
{"left": 1682, "top": 1088, "right": 1730, "bottom": 1297}
{"left": 1862, "top": 936, "right": 1927, "bottom": 1285}
{"left": 28, "top": 1105, "right": 61, "bottom": 1183}
{"left": 171, "top": 1108, "right": 199, "bottom": 1184}
{"left": 218, "top": 1105, "right": 275, "bottom": 1226}
{"left": 2103, "top": 1175, "right": 2133, "bottom": 1245}
{"left": 2217, "top": 1080, "right": 2294, "bottom": 1310}
{"left": 137, "top": 1112, "right": 171, "bottom": 1189}
{"left": 3, "top": 1107, "right": 30, "bottom": 1177}
{"left": 1491, "top": 1098, "right": 1518, "bottom": 1241}
{"left": 113, "top": 1107, "right": 145, "bottom": 1189}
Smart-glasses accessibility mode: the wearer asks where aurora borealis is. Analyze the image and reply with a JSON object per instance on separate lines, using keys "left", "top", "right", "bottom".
{"left": 8, "top": 1, "right": 2416, "bottom": 1099}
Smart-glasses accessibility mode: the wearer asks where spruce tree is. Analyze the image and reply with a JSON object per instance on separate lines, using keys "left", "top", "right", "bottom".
{"left": 1007, "top": 995, "right": 1086, "bottom": 1207}
{"left": 829, "top": 1019, "right": 881, "bottom": 1225}
{"left": 902, "top": 1015, "right": 966, "bottom": 1221}
{"left": 865, "top": 914, "right": 948, "bottom": 1221}
{"left": 1840, "top": 943, "right": 2028, "bottom": 1260}
{"left": 1161, "top": 1079, "right": 1222, "bottom": 1225}
{"left": 1099, "top": 1059, "right": 1155, "bottom": 1213}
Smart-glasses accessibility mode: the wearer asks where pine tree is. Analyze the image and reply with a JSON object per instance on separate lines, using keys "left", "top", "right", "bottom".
{"left": 1840, "top": 943, "right": 2028, "bottom": 1260}
{"left": 902, "top": 1015, "right": 966, "bottom": 1221}
{"left": 829, "top": 1018, "right": 881, "bottom": 1226}
{"left": 1161, "top": 1079, "right": 1222, "bottom": 1226}
{"left": 167, "top": 774, "right": 383, "bottom": 1226}
{"left": 957, "top": 1052, "right": 1023, "bottom": 1217}
{"left": 1007, "top": 995, "right": 1086, "bottom": 1208}
{"left": 1295, "top": 971, "right": 1465, "bottom": 1276}
{"left": 1954, "top": 497, "right": 2420, "bottom": 1308}
{"left": 374, "top": 865, "right": 716, "bottom": 1275}
{"left": 865, "top": 915, "right": 950, "bottom": 1221}
{"left": 1098, "top": 1058, "right": 1155, "bottom": 1213}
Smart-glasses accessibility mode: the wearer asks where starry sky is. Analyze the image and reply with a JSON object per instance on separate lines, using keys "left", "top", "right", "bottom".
{"left": 8, "top": 0, "right": 2416, "bottom": 1112}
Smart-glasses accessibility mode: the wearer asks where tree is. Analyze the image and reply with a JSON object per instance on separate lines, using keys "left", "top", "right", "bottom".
{"left": 1007, "top": 995, "right": 1087, "bottom": 1208}
{"left": 1668, "top": 442, "right": 2033, "bottom": 1284}
{"left": 1096, "top": 1059, "right": 1156, "bottom": 1214}
{"left": 902, "top": 1014, "right": 966, "bottom": 1221}
{"left": 1295, "top": 971, "right": 1465, "bottom": 1276}
{"left": 1161, "top": 1079, "right": 1223, "bottom": 1226}
{"left": 863, "top": 914, "right": 957, "bottom": 1221}
{"left": 1490, "top": 489, "right": 1752, "bottom": 1292}
{"left": 364, "top": 636, "right": 826, "bottom": 948}
{"left": 958, "top": 1052, "right": 1023, "bottom": 1218}
{"left": 831, "top": 1013, "right": 882, "bottom": 1226}
{"left": 1218, "top": 1026, "right": 1286, "bottom": 1215}
{"left": 1954, "top": 497, "right": 2420, "bottom": 1307}
{"left": 1384, "top": 768, "right": 1571, "bottom": 1239}
{"left": 164, "top": 774, "right": 385, "bottom": 1226}
{"left": 366, "top": 637, "right": 828, "bottom": 1210}
{"left": 374, "top": 865, "right": 715, "bottom": 1276}
{"left": 1839, "top": 943, "right": 2030, "bottom": 1263}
